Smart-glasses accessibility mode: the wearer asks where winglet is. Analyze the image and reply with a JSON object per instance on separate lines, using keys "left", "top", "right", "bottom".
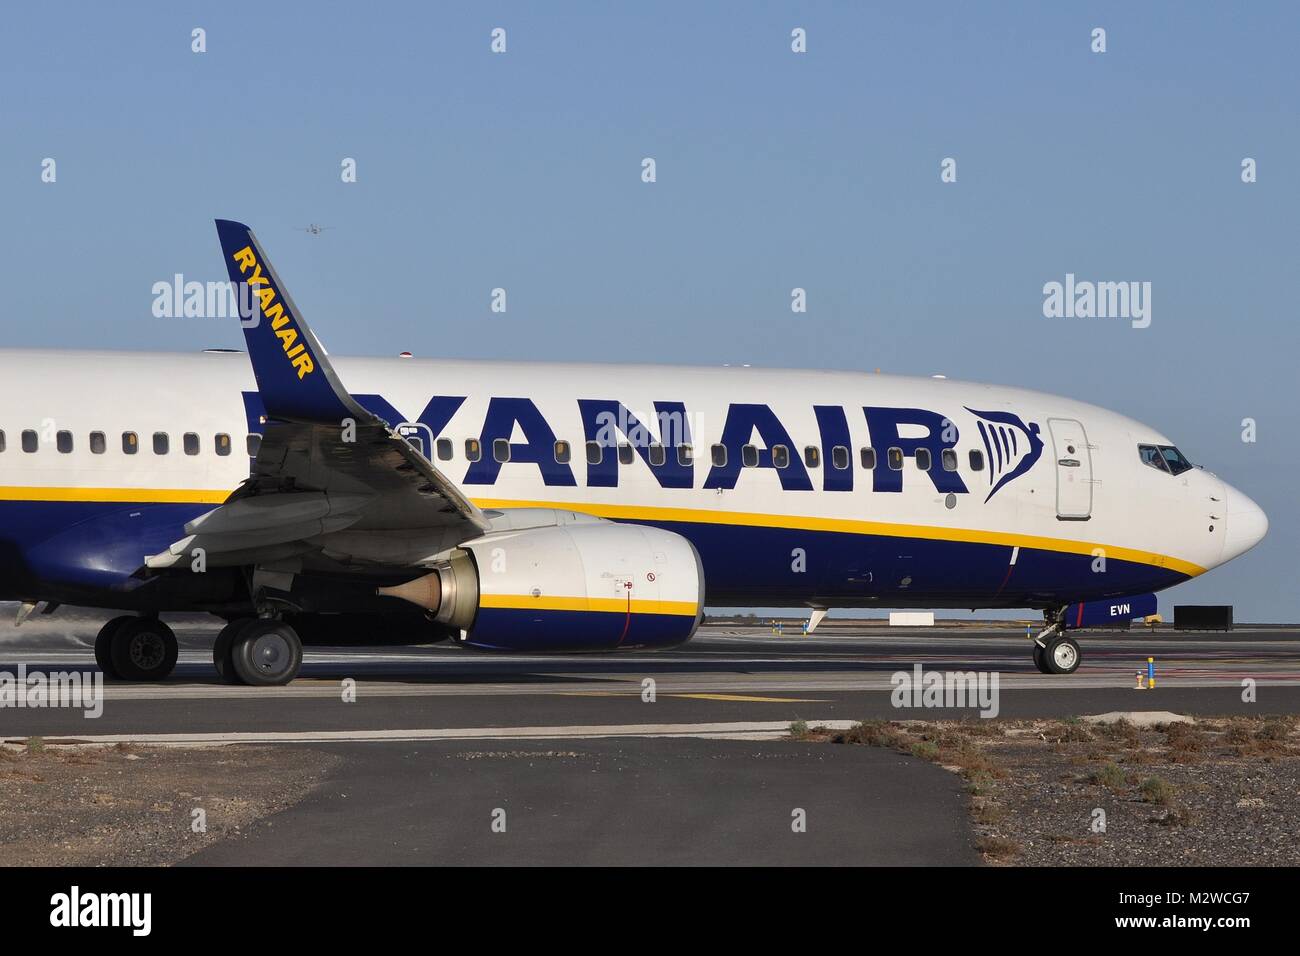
{"left": 215, "top": 219, "right": 368, "bottom": 425}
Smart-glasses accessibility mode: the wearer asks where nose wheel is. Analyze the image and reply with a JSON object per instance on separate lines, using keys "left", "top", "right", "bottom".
{"left": 1032, "top": 626, "right": 1082, "bottom": 675}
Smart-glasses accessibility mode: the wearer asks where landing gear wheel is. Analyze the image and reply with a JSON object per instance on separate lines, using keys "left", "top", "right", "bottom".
{"left": 1043, "top": 635, "right": 1081, "bottom": 675}
{"left": 1031, "top": 642, "right": 1050, "bottom": 674}
{"left": 229, "top": 620, "right": 303, "bottom": 686}
{"left": 212, "top": 619, "right": 248, "bottom": 683}
{"left": 94, "top": 615, "right": 133, "bottom": 678}
{"left": 109, "top": 618, "right": 179, "bottom": 681}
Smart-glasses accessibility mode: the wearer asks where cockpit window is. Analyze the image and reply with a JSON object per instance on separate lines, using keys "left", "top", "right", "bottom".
{"left": 1159, "top": 445, "right": 1193, "bottom": 476}
{"left": 1139, "top": 444, "right": 1193, "bottom": 476}
{"left": 1138, "top": 445, "right": 1168, "bottom": 473}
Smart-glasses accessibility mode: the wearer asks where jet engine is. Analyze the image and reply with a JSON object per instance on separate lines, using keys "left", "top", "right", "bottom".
{"left": 377, "top": 522, "right": 705, "bottom": 652}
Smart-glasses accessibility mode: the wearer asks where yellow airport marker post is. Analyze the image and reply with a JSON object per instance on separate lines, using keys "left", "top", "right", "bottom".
{"left": 1147, "top": 657, "right": 1156, "bottom": 690}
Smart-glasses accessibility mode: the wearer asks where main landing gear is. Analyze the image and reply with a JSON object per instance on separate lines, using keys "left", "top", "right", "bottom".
{"left": 92, "top": 614, "right": 302, "bottom": 685}
{"left": 1031, "top": 616, "right": 1082, "bottom": 675}
{"left": 94, "top": 616, "right": 179, "bottom": 681}
{"left": 213, "top": 617, "right": 303, "bottom": 686}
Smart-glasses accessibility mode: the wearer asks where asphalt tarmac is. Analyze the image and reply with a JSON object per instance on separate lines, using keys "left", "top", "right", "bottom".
{"left": 3, "top": 614, "right": 1295, "bottom": 864}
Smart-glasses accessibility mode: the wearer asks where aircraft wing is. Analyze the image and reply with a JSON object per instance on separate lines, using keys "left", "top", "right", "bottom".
{"left": 144, "top": 220, "right": 489, "bottom": 571}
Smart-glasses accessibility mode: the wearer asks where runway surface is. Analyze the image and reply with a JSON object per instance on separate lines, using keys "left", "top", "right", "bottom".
{"left": 2, "top": 615, "right": 1296, "bottom": 864}
{"left": 3, "top": 618, "right": 1298, "bottom": 740}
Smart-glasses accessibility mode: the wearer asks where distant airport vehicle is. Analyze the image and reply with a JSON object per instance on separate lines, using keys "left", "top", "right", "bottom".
{"left": 0, "top": 221, "right": 1267, "bottom": 684}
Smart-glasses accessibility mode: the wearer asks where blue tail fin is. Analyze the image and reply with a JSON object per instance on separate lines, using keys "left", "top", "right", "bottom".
{"left": 214, "top": 219, "right": 367, "bottom": 425}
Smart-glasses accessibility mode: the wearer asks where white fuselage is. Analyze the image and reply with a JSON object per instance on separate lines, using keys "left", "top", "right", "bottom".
{"left": 0, "top": 349, "right": 1267, "bottom": 611}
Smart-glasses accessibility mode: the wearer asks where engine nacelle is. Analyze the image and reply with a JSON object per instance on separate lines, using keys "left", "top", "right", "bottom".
{"left": 377, "top": 523, "right": 704, "bottom": 652}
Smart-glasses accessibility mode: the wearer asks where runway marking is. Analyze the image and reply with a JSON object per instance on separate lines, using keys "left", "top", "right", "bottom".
{"left": 3, "top": 719, "right": 862, "bottom": 748}
{"left": 559, "top": 691, "right": 824, "bottom": 702}
{"left": 667, "top": 693, "right": 825, "bottom": 703}
{"left": 0, "top": 670, "right": 1292, "bottom": 707}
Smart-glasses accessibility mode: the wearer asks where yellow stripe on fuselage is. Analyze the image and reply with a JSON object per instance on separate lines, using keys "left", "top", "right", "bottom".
{"left": 0, "top": 485, "right": 231, "bottom": 504}
{"left": 478, "top": 594, "right": 699, "bottom": 616}
{"left": 470, "top": 497, "right": 1208, "bottom": 578}
{"left": 0, "top": 486, "right": 1207, "bottom": 578}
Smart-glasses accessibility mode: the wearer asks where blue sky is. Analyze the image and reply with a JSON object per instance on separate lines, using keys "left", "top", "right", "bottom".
{"left": 1, "top": 2, "right": 1296, "bottom": 619}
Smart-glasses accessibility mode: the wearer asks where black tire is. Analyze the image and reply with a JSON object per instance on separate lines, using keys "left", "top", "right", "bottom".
{"left": 94, "top": 616, "right": 133, "bottom": 678}
{"left": 1043, "top": 635, "right": 1082, "bottom": 675}
{"left": 212, "top": 619, "right": 250, "bottom": 682}
{"left": 1031, "top": 642, "right": 1050, "bottom": 674}
{"left": 230, "top": 620, "right": 303, "bottom": 686}
{"left": 109, "top": 618, "right": 179, "bottom": 681}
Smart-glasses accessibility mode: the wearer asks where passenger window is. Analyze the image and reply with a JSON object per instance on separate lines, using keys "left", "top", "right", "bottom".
{"left": 887, "top": 447, "right": 904, "bottom": 471}
{"left": 0, "top": 430, "right": 5, "bottom": 452}
{"left": 22, "top": 430, "right": 38, "bottom": 453}
{"left": 832, "top": 446, "right": 850, "bottom": 470}
{"left": 554, "top": 440, "right": 571, "bottom": 464}
{"left": 585, "top": 441, "right": 603, "bottom": 465}
{"left": 804, "top": 446, "right": 820, "bottom": 468}
{"left": 57, "top": 430, "right": 73, "bottom": 453}
{"left": 246, "top": 434, "right": 261, "bottom": 456}
{"left": 742, "top": 444, "right": 759, "bottom": 468}
{"left": 648, "top": 443, "right": 665, "bottom": 467}
{"left": 123, "top": 432, "right": 138, "bottom": 455}
{"left": 464, "top": 438, "right": 481, "bottom": 462}
{"left": 183, "top": 432, "right": 200, "bottom": 456}
{"left": 711, "top": 444, "right": 727, "bottom": 467}
{"left": 89, "top": 432, "right": 105, "bottom": 454}
{"left": 153, "top": 432, "right": 169, "bottom": 455}
{"left": 772, "top": 445, "right": 789, "bottom": 469}
{"left": 941, "top": 448, "right": 958, "bottom": 472}
{"left": 859, "top": 447, "right": 876, "bottom": 470}
{"left": 969, "top": 449, "right": 984, "bottom": 472}
{"left": 914, "top": 448, "right": 931, "bottom": 471}
{"left": 436, "top": 437, "right": 453, "bottom": 461}
{"left": 618, "top": 443, "right": 634, "bottom": 465}
{"left": 215, "top": 433, "right": 231, "bottom": 456}
{"left": 677, "top": 444, "right": 693, "bottom": 466}
{"left": 492, "top": 438, "right": 510, "bottom": 463}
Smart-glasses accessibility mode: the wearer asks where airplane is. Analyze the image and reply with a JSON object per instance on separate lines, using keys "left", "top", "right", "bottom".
{"left": 0, "top": 220, "right": 1267, "bottom": 685}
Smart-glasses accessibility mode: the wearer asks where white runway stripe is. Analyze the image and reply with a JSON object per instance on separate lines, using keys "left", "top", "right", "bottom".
{"left": 4, "top": 719, "right": 862, "bottom": 747}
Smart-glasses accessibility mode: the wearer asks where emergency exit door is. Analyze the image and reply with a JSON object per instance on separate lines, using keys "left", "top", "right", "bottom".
{"left": 396, "top": 422, "right": 434, "bottom": 460}
{"left": 1047, "top": 418, "right": 1092, "bottom": 520}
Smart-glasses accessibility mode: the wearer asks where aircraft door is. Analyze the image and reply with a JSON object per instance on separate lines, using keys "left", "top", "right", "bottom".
{"left": 1047, "top": 418, "right": 1092, "bottom": 520}
{"left": 396, "top": 422, "right": 435, "bottom": 461}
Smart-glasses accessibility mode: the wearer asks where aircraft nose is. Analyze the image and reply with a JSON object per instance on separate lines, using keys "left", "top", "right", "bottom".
{"left": 1221, "top": 485, "right": 1268, "bottom": 562}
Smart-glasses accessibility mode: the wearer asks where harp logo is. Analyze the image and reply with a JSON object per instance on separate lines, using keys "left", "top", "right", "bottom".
{"left": 966, "top": 407, "right": 1044, "bottom": 502}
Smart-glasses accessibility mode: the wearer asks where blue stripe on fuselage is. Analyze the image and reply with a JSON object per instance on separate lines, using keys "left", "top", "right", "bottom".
{"left": 0, "top": 499, "right": 1186, "bottom": 611}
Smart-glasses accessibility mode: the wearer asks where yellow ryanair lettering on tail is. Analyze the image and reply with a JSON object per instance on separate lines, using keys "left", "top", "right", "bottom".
{"left": 231, "top": 245, "right": 315, "bottom": 380}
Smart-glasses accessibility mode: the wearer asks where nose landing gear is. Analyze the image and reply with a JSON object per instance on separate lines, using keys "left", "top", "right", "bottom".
{"left": 1031, "top": 611, "right": 1082, "bottom": 675}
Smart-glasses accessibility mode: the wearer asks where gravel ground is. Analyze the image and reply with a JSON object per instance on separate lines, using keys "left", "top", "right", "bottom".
{"left": 0, "top": 743, "right": 338, "bottom": 865}
{"left": 800, "top": 713, "right": 1300, "bottom": 866}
